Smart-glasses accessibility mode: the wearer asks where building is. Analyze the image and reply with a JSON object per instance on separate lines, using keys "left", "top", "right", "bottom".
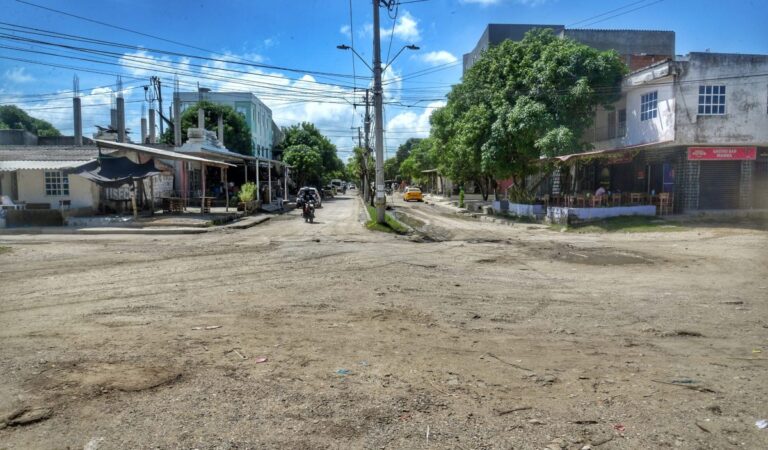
{"left": 463, "top": 24, "right": 675, "bottom": 73}
{"left": 176, "top": 90, "right": 277, "bottom": 160}
{"left": 554, "top": 52, "right": 768, "bottom": 212}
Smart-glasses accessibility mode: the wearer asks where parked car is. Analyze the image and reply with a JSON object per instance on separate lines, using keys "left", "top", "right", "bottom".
{"left": 402, "top": 187, "right": 423, "bottom": 202}
{"left": 296, "top": 186, "right": 322, "bottom": 208}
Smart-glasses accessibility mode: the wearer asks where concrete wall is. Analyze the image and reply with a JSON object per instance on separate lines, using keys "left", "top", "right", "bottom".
{"left": 563, "top": 29, "right": 674, "bottom": 57}
{"left": 15, "top": 170, "right": 98, "bottom": 209}
{"left": 0, "top": 130, "right": 38, "bottom": 145}
{"left": 591, "top": 72, "right": 676, "bottom": 150}
{"left": 463, "top": 25, "right": 674, "bottom": 73}
{"left": 674, "top": 53, "right": 768, "bottom": 145}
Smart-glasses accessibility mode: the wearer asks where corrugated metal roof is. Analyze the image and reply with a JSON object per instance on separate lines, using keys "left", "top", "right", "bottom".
{"left": 0, "top": 146, "right": 106, "bottom": 161}
{"left": 0, "top": 160, "right": 92, "bottom": 172}
{"left": 94, "top": 140, "right": 236, "bottom": 168}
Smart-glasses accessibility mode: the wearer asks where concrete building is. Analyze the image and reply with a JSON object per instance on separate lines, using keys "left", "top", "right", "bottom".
{"left": 463, "top": 24, "right": 675, "bottom": 73}
{"left": 176, "top": 91, "right": 277, "bottom": 159}
{"left": 558, "top": 52, "right": 768, "bottom": 212}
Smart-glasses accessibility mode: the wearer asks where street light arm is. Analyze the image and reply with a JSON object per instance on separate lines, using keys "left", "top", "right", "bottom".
{"left": 337, "top": 44, "right": 374, "bottom": 72}
{"left": 383, "top": 44, "right": 419, "bottom": 73}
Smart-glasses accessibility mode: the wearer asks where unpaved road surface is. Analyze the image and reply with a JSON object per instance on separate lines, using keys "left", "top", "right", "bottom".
{"left": 1, "top": 194, "right": 767, "bottom": 449}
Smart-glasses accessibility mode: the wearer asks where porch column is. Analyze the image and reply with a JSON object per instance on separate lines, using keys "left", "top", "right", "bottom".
{"left": 284, "top": 167, "right": 288, "bottom": 201}
{"left": 223, "top": 167, "right": 229, "bottom": 212}
{"left": 256, "top": 159, "right": 260, "bottom": 201}
{"left": 244, "top": 162, "right": 248, "bottom": 183}
{"left": 268, "top": 162, "right": 272, "bottom": 205}
{"left": 201, "top": 162, "right": 206, "bottom": 213}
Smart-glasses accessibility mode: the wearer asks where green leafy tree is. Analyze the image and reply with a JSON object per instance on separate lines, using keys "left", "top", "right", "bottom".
{"left": 430, "top": 29, "right": 627, "bottom": 199}
{"left": 280, "top": 122, "right": 343, "bottom": 183}
{"left": 384, "top": 157, "right": 399, "bottom": 181}
{"left": 399, "top": 137, "right": 437, "bottom": 183}
{"left": 162, "top": 101, "right": 252, "bottom": 155}
{"left": 283, "top": 144, "right": 323, "bottom": 187}
{"left": 0, "top": 105, "right": 61, "bottom": 136}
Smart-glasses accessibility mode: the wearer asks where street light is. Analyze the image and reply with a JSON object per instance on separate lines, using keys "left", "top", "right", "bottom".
{"left": 383, "top": 45, "right": 420, "bottom": 72}
{"left": 337, "top": 40, "right": 419, "bottom": 224}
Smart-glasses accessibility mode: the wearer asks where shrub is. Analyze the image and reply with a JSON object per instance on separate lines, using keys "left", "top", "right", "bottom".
{"left": 238, "top": 182, "right": 257, "bottom": 203}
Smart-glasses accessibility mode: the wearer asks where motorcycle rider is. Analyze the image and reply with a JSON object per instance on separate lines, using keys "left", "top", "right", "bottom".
{"left": 299, "top": 188, "right": 316, "bottom": 220}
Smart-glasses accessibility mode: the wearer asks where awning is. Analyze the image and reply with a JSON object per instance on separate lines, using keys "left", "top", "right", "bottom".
{"left": 70, "top": 156, "right": 160, "bottom": 187}
{"left": 94, "top": 140, "right": 236, "bottom": 168}
{"left": 553, "top": 140, "right": 675, "bottom": 162}
{"left": 0, "top": 160, "right": 91, "bottom": 172}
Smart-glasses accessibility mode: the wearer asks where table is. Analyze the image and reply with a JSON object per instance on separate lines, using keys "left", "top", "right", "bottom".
{"left": 162, "top": 197, "right": 185, "bottom": 214}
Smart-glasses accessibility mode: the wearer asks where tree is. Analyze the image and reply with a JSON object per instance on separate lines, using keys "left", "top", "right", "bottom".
{"left": 384, "top": 157, "right": 399, "bottom": 181}
{"left": 399, "top": 137, "right": 437, "bottom": 183}
{"left": 283, "top": 144, "right": 323, "bottom": 187}
{"left": 430, "top": 29, "right": 627, "bottom": 199}
{"left": 0, "top": 105, "right": 61, "bottom": 137}
{"left": 162, "top": 101, "right": 252, "bottom": 155}
{"left": 280, "top": 122, "right": 343, "bottom": 182}
{"left": 396, "top": 138, "right": 422, "bottom": 165}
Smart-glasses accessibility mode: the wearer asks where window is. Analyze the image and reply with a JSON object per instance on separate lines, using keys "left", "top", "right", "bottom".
{"left": 618, "top": 109, "right": 627, "bottom": 137}
{"left": 640, "top": 91, "right": 658, "bottom": 121}
{"left": 698, "top": 85, "right": 726, "bottom": 115}
{"left": 44, "top": 171, "right": 69, "bottom": 196}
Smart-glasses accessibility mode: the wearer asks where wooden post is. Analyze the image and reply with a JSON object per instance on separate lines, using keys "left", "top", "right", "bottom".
{"left": 244, "top": 162, "right": 248, "bottom": 183}
{"left": 256, "top": 159, "right": 260, "bottom": 202}
{"left": 284, "top": 166, "right": 288, "bottom": 201}
{"left": 224, "top": 167, "right": 229, "bottom": 212}
{"left": 201, "top": 162, "right": 207, "bottom": 213}
{"left": 149, "top": 176, "right": 155, "bottom": 215}
{"left": 130, "top": 179, "right": 138, "bottom": 218}
{"left": 268, "top": 162, "right": 272, "bottom": 205}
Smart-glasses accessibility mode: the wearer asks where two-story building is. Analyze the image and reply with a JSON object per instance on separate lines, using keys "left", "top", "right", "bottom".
{"left": 176, "top": 90, "right": 277, "bottom": 160}
{"left": 555, "top": 52, "right": 768, "bottom": 212}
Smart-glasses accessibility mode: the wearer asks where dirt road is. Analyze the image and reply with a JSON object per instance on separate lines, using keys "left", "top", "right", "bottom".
{"left": 1, "top": 194, "right": 767, "bottom": 449}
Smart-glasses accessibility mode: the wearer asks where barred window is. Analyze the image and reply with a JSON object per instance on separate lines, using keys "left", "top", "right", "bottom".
{"left": 698, "top": 85, "right": 726, "bottom": 115}
{"left": 44, "top": 171, "right": 69, "bottom": 196}
{"left": 640, "top": 91, "right": 658, "bottom": 121}
{"left": 618, "top": 109, "right": 627, "bottom": 137}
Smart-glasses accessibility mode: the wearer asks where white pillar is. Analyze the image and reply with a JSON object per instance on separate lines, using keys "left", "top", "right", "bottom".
{"left": 268, "top": 162, "right": 272, "bottom": 204}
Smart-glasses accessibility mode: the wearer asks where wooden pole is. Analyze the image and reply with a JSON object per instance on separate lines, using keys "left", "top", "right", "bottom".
{"left": 244, "top": 162, "right": 248, "bottom": 183}
{"left": 268, "top": 162, "right": 272, "bottom": 205}
{"left": 130, "top": 179, "right": 138, "bottom": 218}
{"left": 149, "top": 176, "right": 155, "bottom": 215}
{"left": 256, "top": 159, "right": 260, "bottom": 202}
{"left": 201, "top": 162, "right": 207, "bottom": 213}
{"left": 224, "top": 167, "right": 229, "bottom": 212}
{"left": 284, "top": 166, "right": 288, "bottom": 201}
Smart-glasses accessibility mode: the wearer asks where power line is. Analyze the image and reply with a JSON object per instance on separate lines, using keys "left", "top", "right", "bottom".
{"left": 580, "top": 0, "right": 666, "bottom": 28}
{"left": 568, "top": 0, "right": 651, "bottom": 27}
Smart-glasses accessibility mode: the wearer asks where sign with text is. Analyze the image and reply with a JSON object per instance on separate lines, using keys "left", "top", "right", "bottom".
{"left": 687, "top": 147, "right": 757, "bottom": 161}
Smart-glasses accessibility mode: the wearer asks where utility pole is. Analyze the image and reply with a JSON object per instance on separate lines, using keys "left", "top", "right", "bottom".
{"left": 363, "top": 88, "right": 372, "bottom": 205}
{"left": 372, "top": 0, "right": 386, "bottom": 223}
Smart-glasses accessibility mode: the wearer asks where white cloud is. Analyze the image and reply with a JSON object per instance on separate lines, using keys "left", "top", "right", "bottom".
{"left": 388, "top": 11, "right": 421, "bottom": 42}
{"left": 4, "top": 67, "right": 34, "bottom": 83}
{"left": 384, "top": 101, "right": 445, "bottom": 151}
{"left": 340, "top": 25, "right": 351, "bottom": 37}
{"left": 263, "top": 38, "right": 276, "bottom": 49}
{"left": 420, "top": 50, "right": 458, "bottom": 66}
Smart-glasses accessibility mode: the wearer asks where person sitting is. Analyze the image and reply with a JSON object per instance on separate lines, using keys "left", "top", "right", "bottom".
{"left": 595, "top": 186, "right": 607, "bottom": 197}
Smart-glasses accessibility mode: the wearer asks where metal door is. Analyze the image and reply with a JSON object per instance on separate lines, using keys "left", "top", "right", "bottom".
{"left": 699, "top": 161, "right": 741, "bottom": 209}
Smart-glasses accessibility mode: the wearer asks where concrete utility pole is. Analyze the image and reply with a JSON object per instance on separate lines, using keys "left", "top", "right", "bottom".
{"left": 372, "top": 0, "right": 386, "bottom": 223}
{"left": 363, "top": 88, "right": 372, "bottom": 205}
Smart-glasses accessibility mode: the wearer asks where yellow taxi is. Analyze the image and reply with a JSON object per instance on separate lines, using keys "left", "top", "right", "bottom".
{"left": 402, "top": 187, "right": 423, "bottom": 202}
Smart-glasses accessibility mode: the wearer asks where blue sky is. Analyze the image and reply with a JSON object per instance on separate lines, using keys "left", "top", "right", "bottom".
{"left": 1, "top": 0, "right": 767, "bottom": 159}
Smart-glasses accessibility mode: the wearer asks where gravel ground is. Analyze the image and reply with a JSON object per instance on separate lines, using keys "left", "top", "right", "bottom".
{"left": 1, "top": 194, "right": 767, "bottom": 449}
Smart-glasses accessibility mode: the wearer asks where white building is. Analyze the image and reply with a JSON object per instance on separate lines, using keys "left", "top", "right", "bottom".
{"left": 572, "top": 52, "right": 768, "bottom": 211}
{"left": 176, "top": 91, "right": 277, "bottom": 160}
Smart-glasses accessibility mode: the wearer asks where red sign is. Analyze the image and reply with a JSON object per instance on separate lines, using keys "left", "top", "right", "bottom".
{"left": 687, "top": 147, "right": 757, "bottom": 161}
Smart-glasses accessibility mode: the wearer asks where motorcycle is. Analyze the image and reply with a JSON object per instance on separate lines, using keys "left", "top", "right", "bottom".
{"left": 302, "top": 200, "right": 315, "bottom": 223}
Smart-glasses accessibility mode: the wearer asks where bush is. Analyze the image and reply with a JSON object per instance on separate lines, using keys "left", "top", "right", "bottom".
{"left": 238, "top": 182, "right": 256, "bottom": 203}
{"left": 459, "top": 187, "right": 465, "bottom": 208}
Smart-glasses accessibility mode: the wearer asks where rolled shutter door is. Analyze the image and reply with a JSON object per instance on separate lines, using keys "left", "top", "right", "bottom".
{"left": 699, "top": 161, "right": 741, "bottom": 209}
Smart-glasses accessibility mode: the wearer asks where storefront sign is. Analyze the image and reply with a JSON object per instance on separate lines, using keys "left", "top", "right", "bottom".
{"left": 687, "top": 147, "right": 757, "bottom": 161}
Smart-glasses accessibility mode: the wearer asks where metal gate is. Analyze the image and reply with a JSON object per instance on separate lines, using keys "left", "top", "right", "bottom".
{"left": 699, "top": 161, "right": 741, "bottom": 209}
{"left": 754, "top": 160, "right": 768, "bottom": 209}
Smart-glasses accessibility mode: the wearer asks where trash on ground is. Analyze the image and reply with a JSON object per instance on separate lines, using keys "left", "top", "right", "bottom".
{"left": 254, "top": 357, "right": 268, "bottom": 364}
{"left": 756, "top": 419, "right": 768, "bottom": 429}
{"left": 336, "top": 368, "right": 351, "bottom": 375}
{"left": 192, "top": 325, "right": 222, "bottom": 330}
{"left": 613, "top": 423, "right": 626, "bottom": 432}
